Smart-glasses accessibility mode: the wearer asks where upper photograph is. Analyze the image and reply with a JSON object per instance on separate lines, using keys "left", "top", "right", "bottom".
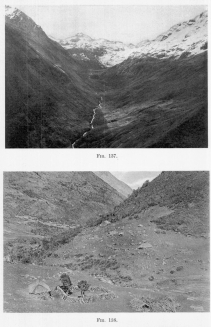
{"left": 5, "top": 5, "right": 208, "bottom": 148}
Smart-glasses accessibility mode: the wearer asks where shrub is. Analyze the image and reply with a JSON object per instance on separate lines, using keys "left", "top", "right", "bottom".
{"left": 21, "top": 256, "right": 32, "bottom": 264}
{"left": 78, "top": 280, "right": 90, "bottom": 296}
{"left": 200, "top": 42, "right": 207, "bottom": 50}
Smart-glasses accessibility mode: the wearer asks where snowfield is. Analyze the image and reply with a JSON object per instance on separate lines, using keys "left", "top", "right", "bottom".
{"left": 56, "top": 11, "right": 207, "bottom": 67}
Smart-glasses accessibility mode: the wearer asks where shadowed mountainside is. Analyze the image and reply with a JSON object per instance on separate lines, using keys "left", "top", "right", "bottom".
{"left": 5, "top": 8, "right": 101, "bottom": 148}
{"left": 103, "top": 171, "right": 209, "bottom": 236}
{"left": 77, "top": 53, "right": 207, "bottom": 148}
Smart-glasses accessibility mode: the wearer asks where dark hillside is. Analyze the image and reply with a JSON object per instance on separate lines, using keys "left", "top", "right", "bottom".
{"left": 66, "top": 48, "right": 105, "bottom": 70}
{"left": 104, "top": 171, "right": 209, "bottom": 237}
{"left": 78, "top": 53, "right": 207, "bottom": 148}
{"left": 103, "top": 53, "right": 207, "bottom": 106}
{"left": 5, "top": 23, "right": 98, "bottom": 148}
{"left": 150, "top": 105, "right": 208, "bottom": 148}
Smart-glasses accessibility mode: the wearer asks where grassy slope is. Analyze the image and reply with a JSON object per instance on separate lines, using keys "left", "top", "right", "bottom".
{"left": 5, "top": 24, "right": 99, "bottom": 148}
{"left": 105, "top": 171, "right": 209, "bottom": 236}
{"left": 77, "top": 53, "right": 207, "bottom": 148}
{"left": 4, "top": 172, "right": 124, "bottom": 226}
{"left": 4, "top": 172, "right": 210, "bottom": 312}
{"left": 40, "top": 172, "right": 209, "bottom": 312}
{"left": 4, "top": 171, "right": 125, "bottom": 266}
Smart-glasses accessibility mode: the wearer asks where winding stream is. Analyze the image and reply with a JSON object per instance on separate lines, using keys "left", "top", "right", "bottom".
{"left": 72, "top": 97, "right": 103, "bottom": 148}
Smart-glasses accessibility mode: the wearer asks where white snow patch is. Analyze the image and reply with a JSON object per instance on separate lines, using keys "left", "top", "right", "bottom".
{"left": 59, "top": 10, "right": 207, "bottom": 66}
{"left": 54, "top": 64, "right": 67, "bottom": 75}
{"left": 5, "top": 5, "right": 21, "bottom": 19}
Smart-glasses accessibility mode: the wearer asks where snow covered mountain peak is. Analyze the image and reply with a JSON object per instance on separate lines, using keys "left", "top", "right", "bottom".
{"left": 67, "top": 33, "right": 93, "bottom": 42}
{"left": 131, "top": 10, "right": 208, "bottom": 61}
{"left": 5, "top": 5, "right": 21, "bottom": 18}
{"left": 58, "top": 10, "right": 207, "bottom": 66}
{"left": 5, "top": 5, "right": 45, "bottom": 37}
{"left": 155, "top": 10, "right": 207, "bottom": 43}
{"left": 75, "top": 32, "right": 92, "bottom": 38}
{"left": 58, "top": 33, "right": 137, "bottom": 66}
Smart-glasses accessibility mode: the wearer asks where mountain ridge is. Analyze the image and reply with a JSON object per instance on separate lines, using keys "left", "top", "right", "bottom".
{"left": 56, "top": 10, "right": 207, "bottom": 66}
{"left": 5, "top": 5, "right": 100, "bottom": 148}
{"left": 94, "top": 172, "right": 132, "bottom": 198}
{"left": 5, "top": 5, "right": 47, "bottom": 39}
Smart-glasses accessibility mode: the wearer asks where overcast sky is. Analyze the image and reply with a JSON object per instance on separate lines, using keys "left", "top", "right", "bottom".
{"left": 16, "top": 5, "right": 207, "bottom": 43}
{"left": 111, "top": 171, "right": 161, "bottom": 189}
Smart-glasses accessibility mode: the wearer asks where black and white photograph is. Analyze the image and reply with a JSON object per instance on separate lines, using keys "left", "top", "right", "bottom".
{"left": 3, "top": 171, "right": 209, "bottom": 312}
{"left": 2, "top": 0, "right": 210, "bottom": 326}
{"left": 5, "top": 4, "right": 208, "bottom": 148}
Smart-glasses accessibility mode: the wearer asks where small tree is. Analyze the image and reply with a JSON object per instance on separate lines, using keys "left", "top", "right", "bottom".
{"left": 142, "top": 180, "right": 149, "bottom": 188}
{"left": 78, "top": 280, "right": 90, "bottom": 298}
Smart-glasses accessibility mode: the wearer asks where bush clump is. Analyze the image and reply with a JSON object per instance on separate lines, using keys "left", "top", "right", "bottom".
{"left": 78, "top": 280, "right": 90, "bottom": 297}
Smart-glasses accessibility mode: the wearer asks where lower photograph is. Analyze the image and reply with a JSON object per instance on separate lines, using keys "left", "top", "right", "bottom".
{"left": 3, "top": 171, "right": 209, "bottom": 312}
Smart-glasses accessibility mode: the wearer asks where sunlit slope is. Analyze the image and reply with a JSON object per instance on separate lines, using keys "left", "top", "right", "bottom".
{"left": 4, "top": 171, "right": 125, "bottom": 240}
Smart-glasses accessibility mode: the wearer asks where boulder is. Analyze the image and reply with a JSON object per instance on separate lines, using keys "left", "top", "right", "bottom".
{"left": 109, "top": 231, "right": 118, "bottom": 236}
{"left": 138, "top": 243, "right": 153, "bottom": 249}
{"left": 101, "top": 220, "right": 111, "bottom": 226}
{"left": 176, "top": 266, "right": 184, "bottom": 271}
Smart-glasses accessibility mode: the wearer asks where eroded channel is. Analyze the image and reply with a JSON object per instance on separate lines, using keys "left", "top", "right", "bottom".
{"left": 72, "top": 97, "right": 103, "bottom": 148}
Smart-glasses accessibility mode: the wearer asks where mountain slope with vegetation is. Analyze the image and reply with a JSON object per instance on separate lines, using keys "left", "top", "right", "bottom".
{"left": 4, "top": 172, "right": 210, "bottom": 312}
{"left": 5, "top": 7, "right": 208, "bottom": 148}
{"left": 77, "top": 52, "right": 207, "bottom": 148}
{"left": 94, "top": 172, "right": 132, "bottom": 198}
{"left": 4, "top": 172, "right": 125, "bottom": 237}
{"left": 105, "top": 171, "right": 209, "bottom": 236}
{"left": 5, "top": 6, "right": 100, "bottom": 148}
